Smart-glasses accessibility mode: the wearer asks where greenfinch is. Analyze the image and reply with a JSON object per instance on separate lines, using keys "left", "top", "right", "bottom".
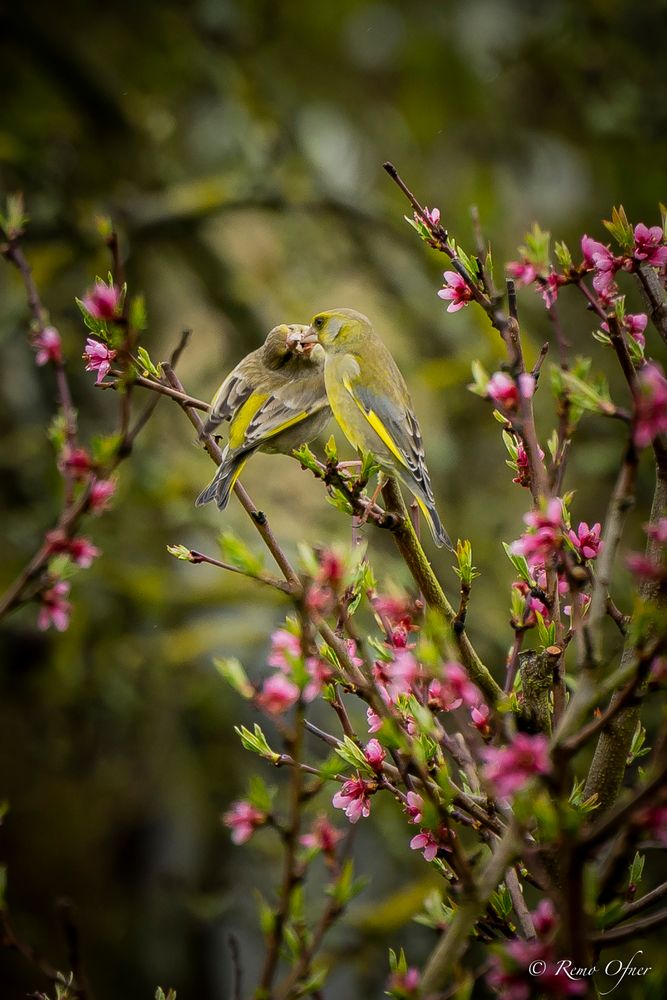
{"left": 196, "top": 324, "right": 330, "bottom": 510}
{"left": 305, "top": 308, "right": 451, "bottom": 549}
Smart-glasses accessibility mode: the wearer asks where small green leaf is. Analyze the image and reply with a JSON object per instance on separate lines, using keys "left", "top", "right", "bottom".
{"left": 603, "top": 206, "right": 634, "bottom": 253}
{"left": 234, "top": 724, "right": 280, "bottom": 763}
{"left": 166, "top": 544, "right": 195, "bottom": 561}
{"left": 213, "top": 657, "right": 254, "bottom": 699}
{"left": 293, "top": 443, "right": 321, "bottom": 474}
{"left": 324, "top": 435, "right": 338, "bottom": 462}
{"left": 502, "top": 542, "right": 533, "bottom": 584}
{"left": 334, "top": 736, "right": 374, "bottom": 775}
{"left": 136, "top": 345, "right": 161, "bottom": 378}
{"left": 217, "top": 532, "right": 264, "bottom": 576}
{"left": 129, "top": 294, "right": 147, "bottom": 332}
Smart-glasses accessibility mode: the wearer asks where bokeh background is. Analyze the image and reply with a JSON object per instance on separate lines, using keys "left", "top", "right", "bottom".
{"left": 1, "top": 1, "right": 666, "bottom": 997}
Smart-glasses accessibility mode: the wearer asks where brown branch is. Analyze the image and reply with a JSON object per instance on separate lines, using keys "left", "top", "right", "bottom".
{"left": 590, "top": 904, "right": 667, "bottom": 945}
{"left": 381, "top": 478, "right": 502, "bottom": 706}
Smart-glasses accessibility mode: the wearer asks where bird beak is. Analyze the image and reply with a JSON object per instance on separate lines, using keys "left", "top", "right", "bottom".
{"left": 295, "top": 329, "right": 319, "bottom": 353}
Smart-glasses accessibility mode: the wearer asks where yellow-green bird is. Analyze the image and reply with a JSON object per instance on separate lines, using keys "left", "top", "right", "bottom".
{"left": 305, "top": 308, "right": 451, "bottom": 549}
{"left": 196, "top": 324, "right": 330, "bottom": 510}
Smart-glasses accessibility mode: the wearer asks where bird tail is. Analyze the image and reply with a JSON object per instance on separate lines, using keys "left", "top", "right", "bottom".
{"left": 195, "top": 449, "right": 248, "bottom": 510}
{"left": 414, "top": 495, "right": 453, "bottom": 551}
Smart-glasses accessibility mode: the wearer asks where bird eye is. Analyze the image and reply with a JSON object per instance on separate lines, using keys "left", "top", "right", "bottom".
{"left": 314, "top": 317, "right": 324, "bottom": 329}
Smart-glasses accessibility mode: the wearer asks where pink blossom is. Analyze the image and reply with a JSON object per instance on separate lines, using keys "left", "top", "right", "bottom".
{"left": 511, "top": 498, "right": 564, "bottom": 564}
{"left": 305, "top": 583, "right": 333, "bottom": 614}
{"left": 634, "top": 362, "right": 667, "bottom": 449}
{"left": 303, "top": 655, "right": 334, "bottom": 702}
{"left": 299, "top": 815, "right": 343, "bottom": 854}
{"left": 601, "top": 312, "right": 648, "bottom": 348}
{"left": 45, "top": 530, "right": 100, "bottom": 568}
{"left": 364, "top": 738, "right": 385, "bottom": 772}
{"left": 429, "top": 661, "right": 480, "bottom": 711}
{"left": 82, "top": 280, "right": 121, "bottom": 321}
{"left": 532, "top": 899, "right": 557, "bottom": 936}
{"left": 317, "top": 548, "right": 345, "bottom": 586}
{"left": 410, "top": 828, "right": 440, "bottom": 862}
{"left": 512, "top": 442, "right": 545, "bottom": 488}
{"left": 33, "top": 326, "right": 62, "bottom": 366}
{"left": 470, "top": 703, "right": 491, "bottom": 734}
{"left": 375, "top": 649, "right": 420, "bottom": 701}
{"left": 88, "top": 478, "right": 116, "bottom": 514}
{"left": 506, "top": 260, "right": 539, "bottom": 286}
{"left": 581, "top": 235, "right": 615, "bottom": 272}
{"left": 61, "top": 447, "right": 93, "bottom": 480}
{"left": 539, "top": 272, "right": 565, "bottom": 309}
{"left": 83, "top": 337, "right": 117, "bottom": 383}
{"left": 639, "top": 804, "right": 667, "bottom": 845}
{"left": 518, "top": 373, "right": 535, "bottom": 399}
{"left": 646, "top": 518, "right": 667, "bottom": 544}
{"left": 633, "top": 223, "right": 667, "bottom": 268}
{"left": 373, "top": 594, "right": 414, "bottom": 627}
{"left": 625, "top": 313, "right": 648, "bottom": 347}
{"left": 626, "top": 553, "right": 664, "bottom": 581}
{"left": 437, "top": 270, "right": 473, "bottom": 312}
{"left": 568, "top": 521, "right": 603, "bottom": 560}
{"left": 332, "top": 775, "right": 373, "bottom": 823}
{"left": 404, "top": 791, "right": 423, "bottom": 825}
{"left": 222, "top": 800, "right": 265, "bottom": 845}
{"left": 387, "top": 966, "right": 421, "bottom": 995}
{"left": 256, "top": 673, "right": 300, "bottom": 715}
{"left": 37, "top": 580, "right": 71, "bottom": 632}
{"left": 345, "top": 638, "right": 364, "bottom": 669}
{"left": 367, "top": 706, "right": 383, "bottom": 733}
{"left": 487, "top": 372, "right": 518, "bottom": 410}
{"left": 421, "top": 206, "right": 440, "bottom": 227}
{"left": 268, "top": 628, "right": 301, "bottom": 671}
{"left": 482, "top": 732, "right": 551, "bottom": 798}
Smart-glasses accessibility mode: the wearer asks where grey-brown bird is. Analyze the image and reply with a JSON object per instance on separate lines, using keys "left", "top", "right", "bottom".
{"left": 196, "top": 324, "right": 330, "bottom": 509}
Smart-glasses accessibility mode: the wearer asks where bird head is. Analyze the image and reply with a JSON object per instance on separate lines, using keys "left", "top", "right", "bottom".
{"left": 305, "top": 308, "right": 371, "bottom": 352}
{"left": 262, "top": 323, "right": 320, "bottom": 369}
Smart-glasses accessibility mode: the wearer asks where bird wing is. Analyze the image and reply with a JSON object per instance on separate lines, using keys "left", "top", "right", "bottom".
{"left": 341, "top": 375, "right": 437, "bottom": 504}
{"left": 204, "top": 371, "right": 255, "bottom": 435}
{"left": 231, "top": 386, "right": 327, "bottom": 454}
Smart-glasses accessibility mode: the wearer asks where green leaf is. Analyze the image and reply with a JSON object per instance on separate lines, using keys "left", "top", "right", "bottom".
{"left": 234, "top": 724, "right": 280, "bottom": 763}
{"left": 468, "top": 360, "right": 491, "bottom": 400}
{"left": 90, "top": 433, "right": 122, "bottom": 464}
{"left": 324, "top": 434, "right": 338, "bottom": 462}
{"left": 75, "top": 297, "right": 109, "bottom": 337}
{"left": 155, "top": 990, "right": 177, "bottom": 1000}
{"left": 502, "top": 542, "right": 533, "bottom": 584}
{"left": 603, "top": 205, "right": 634, "bottom": 253}
{"left": 247, "top": 775, "right": 276, "bottom": 814}
{"left": 0, "top": 192, "right": 29, "bottom": 240}
{"left": 166, "top": 544, "right": 195, "bottom": 561}
{"left": 217, "top": 532, "right": 264, "bottom": 576}
{"left": 129, "top": 294, "right": 147, "bottom": 332}
{"left": 213, "top": 657, "right": 254, "bottom": 699}
{"left": 136, "top": 345, "right": 160, "bottom": 378}
{"left": 334, "top": 736, "right": 374, "bottom": 775}
{"left": 453, "top": 539, "right": 480, "bottom": 586}
{"left": 329, "top": 859, "right": 368, "bottom": 907}
{"left": 554, "top": 240, "right": 572, "bottom": 269}
{"left": 519, "top": 223, "right": 551, "bottom": 268}
{"left": 292, "top": 443, "right": 321, "bottom": 474}
{"left": 553, "top": 365, "right": 616, "bottom": 417}
{"left": 628, "top": 851, "right": 645, "bottom": 890}
{"left": 47, "top": 412, "right": 69, "bottom": 452}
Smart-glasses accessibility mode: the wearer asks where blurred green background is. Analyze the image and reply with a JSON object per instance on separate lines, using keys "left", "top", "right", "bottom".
{"left": 1, "top": 0, "right": 666, "bottom": 997}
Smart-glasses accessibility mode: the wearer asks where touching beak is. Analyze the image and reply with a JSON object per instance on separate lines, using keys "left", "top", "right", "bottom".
{"left": 292, "top": 328, "right": 319, "bottom": 354}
